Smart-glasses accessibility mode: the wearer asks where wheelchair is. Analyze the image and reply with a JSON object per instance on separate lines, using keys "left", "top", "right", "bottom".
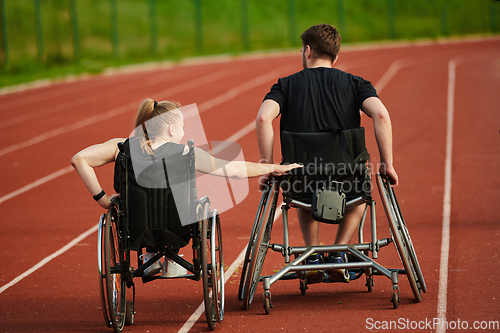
{"left": 97, "top": 139, "right": 224, "bottom": 332}
{"left": 238, "top": 129, "right": 426, "bottom": 313}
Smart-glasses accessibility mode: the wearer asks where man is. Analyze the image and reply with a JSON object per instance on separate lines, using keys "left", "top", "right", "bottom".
{"left": 255, "top": 24, "right": 398, "bottom": 283}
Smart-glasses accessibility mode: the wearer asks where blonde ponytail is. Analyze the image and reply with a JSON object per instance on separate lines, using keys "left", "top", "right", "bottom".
{"left": 134, "top": 99, "right": 182, "bottom": 154}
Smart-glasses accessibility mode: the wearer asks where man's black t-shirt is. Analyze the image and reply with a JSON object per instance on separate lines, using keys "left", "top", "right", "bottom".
{"left": 264, "top": 67, "right": 378, "bottom": 134}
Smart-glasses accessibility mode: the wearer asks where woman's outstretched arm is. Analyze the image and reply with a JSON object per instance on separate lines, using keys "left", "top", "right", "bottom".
{"left": 71, "top": 138, "right": 125, "bottom": 209}
{"left": 194, "top": 147, "right": 302, "bottom": 179}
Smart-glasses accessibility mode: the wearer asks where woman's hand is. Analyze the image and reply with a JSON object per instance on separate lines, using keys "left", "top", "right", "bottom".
{"left": 259, "top": 163, "right": 302, "bottom": 192}
{"left": 97, "top": 193, "right": 121, "bottom": 209}
{"left": 272, "top": 163, "right": 302, "bottom": 176}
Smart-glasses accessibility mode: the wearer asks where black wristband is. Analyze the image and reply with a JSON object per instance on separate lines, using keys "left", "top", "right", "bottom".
{"left": 93, "top": 190, "right": 105, "bottom": 201}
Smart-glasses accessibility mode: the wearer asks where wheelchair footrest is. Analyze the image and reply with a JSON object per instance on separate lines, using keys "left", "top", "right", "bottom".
{"left": 140, "top": 274, "right": 197, "bottom": 283}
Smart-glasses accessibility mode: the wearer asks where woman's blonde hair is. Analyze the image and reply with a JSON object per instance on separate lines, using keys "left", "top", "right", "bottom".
{"left": 134, "top": 98, "right": 182, "bottom": 154}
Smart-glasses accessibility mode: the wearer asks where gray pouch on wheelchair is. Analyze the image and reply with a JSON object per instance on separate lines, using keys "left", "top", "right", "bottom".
{"left": 311, "top": 183, "right": 346, "bottom": 224}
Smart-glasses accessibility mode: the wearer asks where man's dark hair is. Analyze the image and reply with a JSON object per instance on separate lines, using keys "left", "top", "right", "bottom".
{"left": 300, "top": 24, "right": 341, "bottom": 61}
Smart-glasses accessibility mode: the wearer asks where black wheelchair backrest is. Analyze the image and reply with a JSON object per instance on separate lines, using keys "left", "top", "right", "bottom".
{"left": 279, "top": 128, "right": 370, "bottom": 203}
{"left": 116, "top": 138, "right": 197, "bottom": 251}
{"left": 281, "top": 127, "right": 368, "bottom": 166}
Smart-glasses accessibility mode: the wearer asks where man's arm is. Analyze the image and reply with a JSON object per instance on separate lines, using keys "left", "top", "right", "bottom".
{"left": 255, "top": 99, "right": 280, "bottom": 190}
{"left": 256, "top": 99, "right": 280, "bottom": 163}
{"left": 362, "top": 97, "right": 399, "bottom": 186}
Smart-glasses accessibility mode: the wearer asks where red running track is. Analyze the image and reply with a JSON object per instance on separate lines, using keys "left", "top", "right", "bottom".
{"left": 0, "top": 38, "right": 499, "bottom": 332}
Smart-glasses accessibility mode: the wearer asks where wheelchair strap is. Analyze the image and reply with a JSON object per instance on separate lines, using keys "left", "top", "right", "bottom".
{"left": 337, "top": 127, "right": 370, "bottom": 164}
{"left": 327, "top": 99, "right": 370, "bottom": 164}
{"left": 331, "top": 128, "right": 356, "bottom": 169}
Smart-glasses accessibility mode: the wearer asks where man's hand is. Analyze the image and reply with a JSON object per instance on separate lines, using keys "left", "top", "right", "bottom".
{"left": 379, "top": 163, "right": 399, "bottom": 187}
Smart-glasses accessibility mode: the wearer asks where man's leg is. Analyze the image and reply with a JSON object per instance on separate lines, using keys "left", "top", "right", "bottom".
{"left": 297, "top": 204, "right": 365, "bottom": 246}
{"left": 297, "top": 207, "right": 319, "bottom": 246}
{"left": 334, "top": 204, "right": 366, "bottom": 244}
{"left": 325, "top": 203, "right": 366, "bottom": 282}
{"left": 297, "top": 207, "right": 324, "bottom": 283}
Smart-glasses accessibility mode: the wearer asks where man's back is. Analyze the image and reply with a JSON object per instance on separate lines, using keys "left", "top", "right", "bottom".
{"left": 265, "top": 67, "right": 378, "bottom": 135}
{"left": 255, "top": 23, "right": 397, "bottom": 257}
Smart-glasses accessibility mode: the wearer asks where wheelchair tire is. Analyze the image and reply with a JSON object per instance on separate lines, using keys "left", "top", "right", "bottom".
{"left": 211, "top": 213, "right": 225, "bottom": 324}
{"left": 238, "top": 189, "right": 268, "bottom": 302}
{"left": 376, "top": 174, "right": 426, "bottom": 302}
{"left": 242, "top": 182, "right": 279, "bottom": 310}
{"left": 389, "top": 186, "right": 427, "bottom": 295}
{"left": 98, "top": 214, "right": 112, "bottom": 328}
{"left": 104, "top": 207, "right": 127, "bottom": 332}
{"left": 201, "top": 201, "right": 224, "bottom": 330}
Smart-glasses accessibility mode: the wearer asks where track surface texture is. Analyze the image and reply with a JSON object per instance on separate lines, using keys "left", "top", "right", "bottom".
{"left": 1, "top": 38, "right": 499, "bottom": 333}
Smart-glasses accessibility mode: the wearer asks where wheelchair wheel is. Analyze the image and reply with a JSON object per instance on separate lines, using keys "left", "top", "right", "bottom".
{"left": 211, "top": 213, "right": 225, "bottom": 324}
{"left": 200, "top": 201, "right": 224, "bottom": 330}
{"left": 97, "top": 214, "right": 112, "bottom": 328}
{"left": 238, "top": 188, "right": 268, "bottom": 302}
{"left": 242, "top": 182, "right": 279, "bottom": 310}
{"left": 104, "top": 206, "right": 127, "bottom": 332}
{"left": 376, "top": 174, "right": 426, "bottom": 302}
{"left": 389, "top": 185, "right": 427, "bottom": 295}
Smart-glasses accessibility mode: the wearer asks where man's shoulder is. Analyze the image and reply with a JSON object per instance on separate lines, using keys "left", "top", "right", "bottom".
{"left": 277, "top": 67, "right": 339, "bottom": 81}
{"left": 293, "top": 67, "right": 351, "bottom": 78}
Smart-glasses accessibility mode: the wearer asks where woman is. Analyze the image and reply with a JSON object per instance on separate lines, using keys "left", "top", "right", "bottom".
{"left": 72, "top": 99, "right": 301, "bottom": 276}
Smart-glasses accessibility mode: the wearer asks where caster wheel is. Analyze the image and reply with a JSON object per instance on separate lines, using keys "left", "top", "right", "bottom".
{"left": 125, "top": 300, "right": 134, "bottom": 326}
{"left": 263, "top": 291, "right": 272, "bottom": 315}
{"left": 366, "top": 277, "right": 374, "bottom": 292}
{"left": 391, "top": 292, "right": 399, "bottom": 309}
{"left": 299, "top": 280, "right": 307, "bottom": 295}
{"left": 264, "top": 297, "right": 272, "bottom": 315}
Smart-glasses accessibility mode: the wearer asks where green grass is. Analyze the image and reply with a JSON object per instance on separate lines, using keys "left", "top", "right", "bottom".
{"left": 1, "top": 0, "right": 498, "bottom": 89}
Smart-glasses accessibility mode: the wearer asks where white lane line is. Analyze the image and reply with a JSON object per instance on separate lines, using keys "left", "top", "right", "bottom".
{"left": 0, "top": 166, "right": 74, "bottom": 204}
{"left": 178, "top": 243, "right": 248, "bottom": 333}
{"left": 0, "top": 119, "right": 255, "bottom": 294}
{"left": 0, "top": 63, "right": 295, "bottom": 201}
{"left": 435, "top": 51, "right": 498, "bottom": 333}
{"left": 211, "top": 122, "right": 256, "bottom": 156}
{"left": 0, "top": 105, "right": 133, "bottom": 157}
{"left": 0, "top": 68, "right": 231, "bottom": 158}
{"left": 178, "top": 202, "right": 283, "bottom": 333}
{"left": 0, "top": 63, "right": 293, "bottom": 294}
{"left": 436, "top": 58, "right": 456, "bottom": 333}
{"left": 0, "top": 81, "right": 152, "bottom": 129}
{"left": 198, "top": 64, "right": 296, "bottom": 113}
{"left": 0, "top": 62, "right": 294, "bottom": 158}
{"left": 0, "top": 66, "right": 180, "bottom": 113}
{"left": 177, "top": 58, "right": 405, "bottom": 332}
{"left": 374, "top": 61, "right": 400, "bottom": 93}
{"left": 0, "top": 223, "right": 98, "bottom": 294}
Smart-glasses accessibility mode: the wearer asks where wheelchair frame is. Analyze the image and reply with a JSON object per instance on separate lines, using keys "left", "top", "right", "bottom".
{"left": 97, "top": 140, "right": 225, "bottom": 332}
{"left": 238, "top": 173, "right": 426, "bottom": 314}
